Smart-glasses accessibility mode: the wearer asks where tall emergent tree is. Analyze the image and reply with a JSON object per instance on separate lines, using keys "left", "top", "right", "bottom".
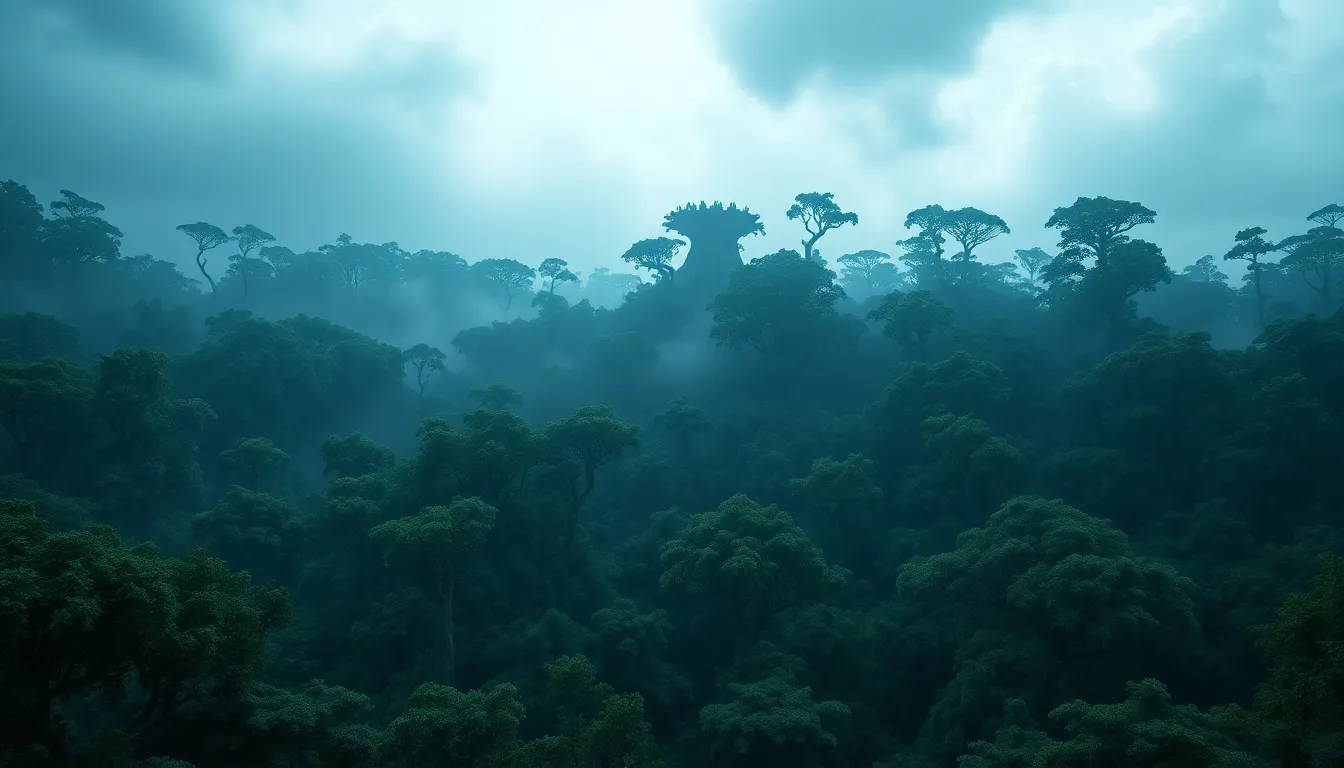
{"left": 1013, "top": 247, "right": 1052, "bottom": 288}
{"left": 664, "top": 201, "right": 765, "bottom": 306}
{"left": 1045, "top": 196, "right": 1156, "bottom": 270}
{"left": 229, "top": 224, "right": 276, "bottom": 299}
{"left": 45, "top": 190, "right": 123, "bottom": 271}
{"left": 943, "top": 207, "right": 1009, "bottom": 278}
{"left": 403, "top": 344, "right": 448, "bottom": 396}
{"left": 176, "top": 222, "right": 231, "bottom": 296}
{"left": 621, "top": 236, "right": 686, "bottom": 285}
{"left": 1222, "top": 226, "right": 1278, "bottom": 329}
{"left": 837, "top": 249, "right": 902, "bottom": 300}
{"left": 470, "top": 258, "right": 536, "bottom": 314}
{"left": 787, "top": 192, "right": 859, "bottom": 265}
{"left": 538, "top": 257, "right": 578, "bottom": 294}
{"left": 369, "top": 498, "right": 498, "bottom": 685}
{"left": 1278, "top": 223, "right": 1342, "bottom": 310}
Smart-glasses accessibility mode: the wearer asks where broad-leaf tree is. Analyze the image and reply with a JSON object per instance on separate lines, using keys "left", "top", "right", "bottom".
{"left": 176, "top": 222, "right": 231, "bottom": 296}
{"left": 1223, "top": 226, "right": 1279, "bottom": 329}
{"left": 787, "top": 192, "right": 859, "bottom": 265}
{"left": 403, "top": 343, "right": 448, "bottom": 396}
{"left": 228, "top": 224, "right": 276, "bottom": 299}
{"left": 471, "top": 258, "right": 536, "bottom": 314}
{"left": 538, "top": 257, "right": 578, "bottom": 294}
{"left": 369, "top": 498, "right": 498, "bottom": 685}
{"left": 621, "top": 237, "right": 685, "bottom": 285}
{"left": 707, "top": 249, "right": 847, "bottom": 356}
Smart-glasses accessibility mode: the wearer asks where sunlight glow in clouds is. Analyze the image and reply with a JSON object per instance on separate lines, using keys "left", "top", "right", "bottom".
{"left": 2, "top": 0, "right": 1337, "bottom": 272}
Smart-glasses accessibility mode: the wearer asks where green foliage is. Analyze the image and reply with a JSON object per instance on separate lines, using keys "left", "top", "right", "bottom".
{"left": 514, "top": 655, "right": 663, "bottom": 767}
{"left": 0, "top": 499, "right": 288, "bottom": 763}
{"left": 708, "top": 248, "right": 849, "bottom": 356}
{"left": 868, "top": 290, "right": 954, "bottom": 358}
{"left": 320, "top": 432, "right": 396, "bottom": 478}
{"left": 0, "top": 312, "right": 80, "bottom": 362}
{"left": 961, "top": 680, "right": 1263, "bottom": 768}
{"left": 192, "top": 485, "right": 305, "bottom": 583}
{"left": 698, "top": 667, "right": 851, "bottom": 768}
{"left": 219, "top": 437, "right": 291, "bottom": 492}
{"left": 660, "top": 494, "right": 846, "bottom": 664}
{"left": 402, "top": 343, "right": 447, "bottom": 396}
{"left": 374, "top": 681, "right": 525, "bottom": 767}
{"left": 1253, "top": 554, "right": 1344, "bottom": 751}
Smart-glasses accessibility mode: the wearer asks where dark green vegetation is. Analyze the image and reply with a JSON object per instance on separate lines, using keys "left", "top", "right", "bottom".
{"left": 2, "top": 180, "right": 1343, "bottom": 767}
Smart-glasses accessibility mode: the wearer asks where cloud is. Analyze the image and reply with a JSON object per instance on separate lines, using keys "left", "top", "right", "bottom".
{"left": 0, "top": 0, "right": 1339, "bottom": 289}
{"left": 5, "top": 0, "right": 249, "bottom": 77}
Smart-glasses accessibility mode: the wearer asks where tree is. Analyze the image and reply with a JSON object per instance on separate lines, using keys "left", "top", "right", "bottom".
{"left": 652, "top": 397, "right": 711, "bottom": 459}
{"left": 370, "top": 498, "right": 498, "bottom": 685}
{"left": 176, "top": 222, "right": 230, "bottom": 296}
{"left": 514, "top": 655, "right": 663, "bottom": 767}
{"left": 0, "top": 499, "right": 289, "bottom": 761}
{"left": 1013, "top": 247, "right": 1052, "bottom": 287}
{"left": 1307, "top": 203, "right": 1344, "bottom": 229}
{"left": 228, "top": 224, "right": 276, "bottom": 299}
{"left": 1278, "top": 225, "right": 1342, "bottom": 310}
{"left": 374, "top": 681, "right": 525, "bottom": 767}
{"left": 468, "top": 383, "right": 523, "bottom": 411}
{"left": 320, "top": 432, "right": 396, "bottom": 478}
{"left": 786, "top": 192, "right": 859, "bottom": 265}
{"left": 1045, "top": 196, "right": 1156, "bottom": 270}
{"left": 403, "top": 344, "right": 448, "bottom": 396}
{"left": 621, "top": 237, "right": 685, "bottom": 285}
{"left": 471, "top": 258, "right": 536, "bottom": 314}
{"left": 868, "top": 289, "right": 954, "bottom": 359}
{"left": 1253, "top": 554, "right": 1344, "bottom": 757}
{"left": 45, "top": 190, "right": 123, "bottom": 271}
{"left": 544, "top": 405, "right": 640, "bottom": 542}
{"left": 1182, "top": 254, "right": 1229, "bottom": 284}
{"left": 663, "top": 201, "right": 765, "bottom": 305}
{"left": 219, "top": 436, "right": 291, "bottom": 493}
{"left": 836, "top": 249, "right": 903, "bottom": 300}
{"left": 962, "top": 681, "right": 1262, "bottom": 768}
{"left": 707, "top": 249, "right": 847, "bottom": 356}
{"left": 901, "top": 205, "right": 952, "bottom": 287}
{"left": 0, "top": 312, "right": 79, "bottom": 363}
{"left": 1223, "top": 226, "right": 1279, "bottom": 329}
{"left": 660, "top": 494, "right": 846, "bottom": 664}
{"left": 943, "top": 207, "right": 1010, "bottom": 277}
{"left": 538, "top": 257, "right": 578, "bottom": 294}
{"left": 1041, "top": 197, "right": 1167, "bottom": 333}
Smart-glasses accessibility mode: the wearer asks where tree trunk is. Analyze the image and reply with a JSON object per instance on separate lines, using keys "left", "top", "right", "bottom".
{"left": 677, "top": 239, "right": 744, "bottom": 308}
{"left": 195, "top": 252, "right": 217, "bottom": 296}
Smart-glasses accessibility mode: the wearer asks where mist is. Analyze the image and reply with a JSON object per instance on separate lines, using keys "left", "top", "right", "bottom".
{"left": 2, "top": 1, "right": 1344, "bottom": 766}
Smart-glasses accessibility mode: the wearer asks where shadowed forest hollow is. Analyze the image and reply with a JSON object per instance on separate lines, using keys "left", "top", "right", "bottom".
{"left": 2, "top": 182, "right": 1344, "bottom": 768}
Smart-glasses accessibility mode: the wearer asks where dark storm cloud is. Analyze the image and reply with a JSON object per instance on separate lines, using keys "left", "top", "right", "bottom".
{"left": 1023, "top": 0, "right": 1343, "bottom": 258}
{"left": 3, "top": 0, "right": 248, "bottom": 76}
{"left": 707, "top": 0, "right": 1063, "bottom": 98}
{"left": 0, "top": 1, "right": 499, "bottom": 267}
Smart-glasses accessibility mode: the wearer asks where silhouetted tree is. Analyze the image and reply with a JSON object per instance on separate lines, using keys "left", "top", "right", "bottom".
{"left": 787, "top": 192, "right": 859, "bottom": 265}
{"left": 664, "top": 202, "right": 764, "bottom": 305}
{"left": 471, "top": 258, "right": 536, "bottom": 314}
{"left": 175, "top": 222, "right": 230, "bottom": 296}
{"left": 404, "top": 344, "right": 448, "bottom": 396}
{"left": 621, "top": 237, "right": 685, "bottom": 285}
{"left": 538, "top": 257, "right": 578, "bottom": 294}
{"left": 228, "top": 224, "right": 276, "bottom": 299}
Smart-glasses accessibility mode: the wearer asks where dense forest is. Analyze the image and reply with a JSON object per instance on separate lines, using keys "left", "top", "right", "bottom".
{"left": 2, "top": 179, "right": 1343, "bottom": 767}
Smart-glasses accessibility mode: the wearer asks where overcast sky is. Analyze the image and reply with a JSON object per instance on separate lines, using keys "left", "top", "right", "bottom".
{"left": 1, "top": 0, "right": 1340, "bottom": 279}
